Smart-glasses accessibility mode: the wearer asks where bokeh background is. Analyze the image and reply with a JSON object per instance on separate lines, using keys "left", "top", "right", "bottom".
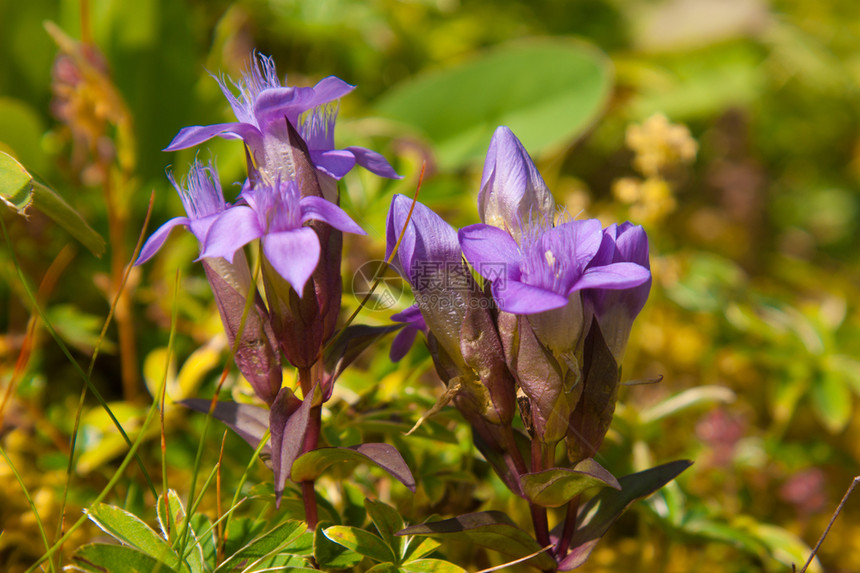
{"left": 2, "top": 0, "right": 860, "bottom": 571}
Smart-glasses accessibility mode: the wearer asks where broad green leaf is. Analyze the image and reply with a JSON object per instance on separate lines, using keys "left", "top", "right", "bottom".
{"left": 85, "top": 504, "right": 183, "bottom": 571}
{"left": 376, "top": 38, "right": 612, "bottom": 170}
{"left": 315, "top": 523, "right": 364, "bottom": 569}
{"left": 365, "top": 498, "right": 405, "bottom": 558}
{"left": 214, "top": 520, "right": 305, "bottom": 573}
{"left": 560, "top": 460, "right": 692, "bottom": 570}
{"left": 810, "top": 368, "right": 852, "bottom": 433}
{"left": 521, "top": 458, "right": 621, "bottom": 508}
{"left": 0, "top": 151, "right": 105, "bottom": 256}
{"left": 291, "top": 443, "right": 416, "bottom": 492}
{"left": 400, "top": 559, "right": 467, "bottom": 573}
{"left": 396, "top": 511, "right": 556, "bottom": 571}
{"left": 324, "top": 525, "right": 397, "bottom": 564}
{"left": 71, "top": 543, "right": 181, "bottom": 573}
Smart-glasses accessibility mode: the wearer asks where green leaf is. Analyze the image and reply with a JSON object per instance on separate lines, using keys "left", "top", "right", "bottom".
{"left": 315, "top": 523, "right": 364, "bottom": 569}
{"left": 364, "top": 498, "right": 405, "bottom": 559}
{"left": 156, "top": 490, "right": 186, "bottom": 542}
{"left": 402, "top": 536, "right": 441, "bottom": 562}
{"left": 189, "top": 514, "right": 217, "bottom": 571}
{"left": 366, "top": 564, "right": 400, "bottom": 573}
{"left": 71, "top": 543, "right": 181, "bottom": 573}
{"left": 400, "top": 559, "right": 467, "bottom": 573}
{"left": 560, "top": 460, "right": 693, "bottom": 570}
{"left": 86, "top": 503, "right": 183, "bottom": 572}
{"left": 0, "top": 151, "right": 105, "bottom": 256}
{"left": 376, "top": 38, "right": 612, "bottom": 170}
{"left": 291, "top": 444, "right": 416, "bottom": 492}
{"left": 638, "top": 385, "right": 736, "bottom": 425}
{"left": 397, "top": 511, "right": 556, "bottom": 571}
{"left": 521, "top": 458, "right": 621, "bottom": 508}
{"left": 214, "top": 520, "right": 305, "bottom": 573}
{"left": 810, "top": 368, "right": 852, "bottom": 433}
{"left": 324, "top": 525, "right": 397, "bottom": 564}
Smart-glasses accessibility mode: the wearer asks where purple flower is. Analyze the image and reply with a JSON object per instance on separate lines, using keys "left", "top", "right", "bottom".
{"left": 478, "top": 127, "right": 555, "bottom": 240}
{"left": 385, "top": 194, "right": 472, "bottom": 365}
{"left": 389, "top": 305, "right": 427, "bottom": 362}
{"left": 136, "top": 160, "right": 227, "bottom": 264}
{"left": 164, "top": 53, "right": 399, "bottom": 181}
{"left": 459, "top": 220, "right": 650, "bottom": 316}
{"left": 583, "top": 222, "right": 652, "bottom": 361}
{"left": 200, "top": 179, "right": 365, "bottom": 295}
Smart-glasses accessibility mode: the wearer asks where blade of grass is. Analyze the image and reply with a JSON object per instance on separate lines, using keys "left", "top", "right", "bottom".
{"left": 24, "top": 264, "right": 181, "bottom": 573}
{"left": 54, "top": 191, "right": 157, "bottom": 566}
{"left": 176, "top": 240, "right": 265, "bottom": 562}
{"left": 0, "top": 446, "right": 57, "bottom": 573}
{"left": 1, "top": 213, "right": 159, "bottom": 494}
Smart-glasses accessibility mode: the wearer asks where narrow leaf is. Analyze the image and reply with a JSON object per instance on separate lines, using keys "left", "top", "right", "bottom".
{"left": 315, "top": 523, "right": 364, "bottom": 569}
{"left": 401, "top": 559, "right": 468, "bottom": 573}
{"left": 324, "top": 525, "right": 397, "bottom": 563}
{"left": 214, "top": 520, "right": 305, "bottom": 573}
{"left": 291, "top": 443, "right": 416, "bottom": 492}
{"left": 559, "top": 460, "right": 693, "bottom": 570}
{"left": 521, "top": 458, "right": 621, "bottom": 508}
{"left": 270, "top": 387, "right": 313, "bottom": 506}
{"left": 396, "top": 511, "right": 555, "bottom": 571}
{"left": 179, "top": 399, "right": 271, "bottom": 458}
{"left": 324, "top": 324, "right": 402, "bottom": 383}
{"left": 365, "top": 498, "right": 405, "bottom": 558}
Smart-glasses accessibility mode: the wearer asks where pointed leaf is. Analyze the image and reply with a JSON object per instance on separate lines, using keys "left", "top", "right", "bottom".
{"left": 315, "top": 523, "right": 364, "bottom": 569}
{"left": 396, "top": 511, "right": 555, "bottom": 571}
{"left": 324, "top": 525, "right": 397, "bottom": 563}
{"left": 156, "top": 489, "right": 186, "bottom": 541}
{"left": 401, "top": 559, "right": 467, "bottom": 573}
{"left": 85, "top": 504, "right": 183, "bottom": 571}
{"left": 270, "top": 388, "right": 313, "bottom": 506}
{"left": 189, "top": 514, "right": 217, "bottom": 571}
{"left": 214, "top": 520, "right": 305, "bottom": 573}
{"left": 402, "top": 537, "right": 441, "bottom": 562}
{"left": 365, "top": 498, "right": 405, "bottom": 558}
{"left": 559, "top": 460, "right": 693, "bottom": 570}
{"left": 522, "top": 458, "right": 621, "bottom": 508}
{"left": 376, "top": 38, "right": 612, "bottom": 170}
{"left": 179, "top": 399, "right": 271, "bottom": 457}
{"left": 291, "top": 444, "right": 416, "bottom": 492}
{"left": 71, "top": 543, "right": 181, "bottom": 573}
{"left": 367, "top": 563, "right": 400, "bottom": 573}
{"left": 0, "top": 151, "right": 105, "bottom": 256}
{"left": 324, "top": 324, "right": 402, "bottom": 384}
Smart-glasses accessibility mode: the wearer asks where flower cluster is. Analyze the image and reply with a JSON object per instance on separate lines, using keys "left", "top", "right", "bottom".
{"left": 386, "top": 126, "right": 652, "bottom": 565}
{"left": 137, "top": 54, "right": 405, "bottom": 516}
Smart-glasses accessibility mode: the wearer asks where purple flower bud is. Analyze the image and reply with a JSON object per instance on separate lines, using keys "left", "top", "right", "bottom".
{"left": 478, "top": 127, "right": 555, "bottom": 241}
{"left": 583, "top": 222, "right": 652, "bottom": 362}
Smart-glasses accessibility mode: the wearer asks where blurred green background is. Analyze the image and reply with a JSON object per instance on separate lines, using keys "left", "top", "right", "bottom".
{"left": 2, "top": 0, "right": 860, "bottom": 571}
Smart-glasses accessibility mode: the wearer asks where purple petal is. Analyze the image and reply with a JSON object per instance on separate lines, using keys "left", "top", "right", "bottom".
{"left": 390, "top": 327, "right": 419, "bottom": 362}
{"left": 613, "top": 223, "right": 650, "bottom": 267}
{"left": 346, "top": 146, "right": 402, "bottom": 179}
{"left": 300, "top": 196, "right": 366, "bottom": 235}
{"left": 492, "top": 279, "right": 569, "bottom": 314}
{"left": 391, "top": 304, "right": 426, "bottom": 329}
{"left": 262, "top": 227, "right": 321, "bottom": 295}
{"left": 575, "top": 262, "right": 651, "bottom": 292}
{"left": 136, "top": 217, "right": 191, "bottom": 264}
{"left": 458, "top": 224, "right": 522, "bottom": 281}
{"left": 309, "top": 149, "right": 356, "bottom": 179}
{"left": 386, "top": 195, "right": 461, "bottom": 283}
{"left": 199, "top": 206, "right": 262, "bottom": 262}
{"left": 163, "top": 122, "right": 262, "bottom": 152}
{"left": 253, "top": 86, "right": 314, "bottom": 129}
{"left": 310, "top": 76, "right": 356, "bottom": 103}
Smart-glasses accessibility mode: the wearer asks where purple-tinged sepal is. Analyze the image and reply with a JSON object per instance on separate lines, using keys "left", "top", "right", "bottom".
{"left": 478, "top": 126, "right": 555, "bottom": 242}
{"left": 389, "top": 305, "right": 427, "bottom": 362}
